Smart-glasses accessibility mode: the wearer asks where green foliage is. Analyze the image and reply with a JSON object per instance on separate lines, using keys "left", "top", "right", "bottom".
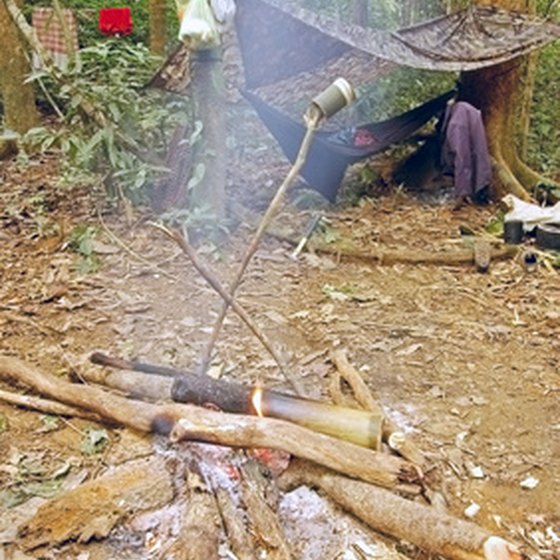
{"left": 356, "top": 67, "right": 456, "bottom": 122}
{"left": 26, "top": 40, "right": 191, "bottom": 202}
{"left": 527, "top": 42, "right": 560, "bottom": 180}
{"left": 81, "top": 427, "right": 109, "bottom": 455}
{"left": 68, "top": 224, "right": 101, "bottom": 274}
{"left": 25, "top": 0, "right": 180, "bottom": 50}
{"left": 161, "top": 203, "right": 230, "bottom": 243}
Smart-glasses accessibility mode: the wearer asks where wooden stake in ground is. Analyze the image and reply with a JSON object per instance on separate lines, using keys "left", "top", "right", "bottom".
{"left": 280, "top": 460, "right": 523, "bottom": 560}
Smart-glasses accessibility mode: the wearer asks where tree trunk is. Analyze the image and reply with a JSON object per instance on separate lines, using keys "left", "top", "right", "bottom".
{"left": 0, "top": 0, "right": 38, "bottom": 135}
{"left": 189, "top": 50, "right": 227, "bottom": 221}
{"left": 148, "top": 0, "right": 167, "bottom": 56}
{"left": 459, "top": 0, "right": 555, "bottom": 200}
{"left": 351, "top": 0, "right": 368, "bottom": 26}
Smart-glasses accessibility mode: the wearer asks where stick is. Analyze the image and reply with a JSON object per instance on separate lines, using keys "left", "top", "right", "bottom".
{"left": 197, "top": 106, "right": 323, "bottom": 378}
{"left": 0, "top": 355, "right": 420, "bottom": 493}
{"left": 151, "top": 224, "right": 300, "bottom": 392}
{"left": 0, "top": 387, "right": 104, "bottom": 423}
{"left": 279, "top": 460, "right": 522, "bottom": 560}
{"left": 330, "top": 349, "right": 426, "bottom": 467}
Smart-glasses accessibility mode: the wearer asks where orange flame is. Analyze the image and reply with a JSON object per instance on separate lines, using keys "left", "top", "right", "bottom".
{"left": 252, "top": 386, "right": 264, "bottom": 417}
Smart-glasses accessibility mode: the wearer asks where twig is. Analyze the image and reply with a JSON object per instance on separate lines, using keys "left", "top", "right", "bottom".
{"left": 0, "top": 387, "right": 103, "bottom": 422}
{"left": 151, "top": 223, "right": 301, "bottom": 393}
{"left": 330, "top": 349, "right": 426, "bottom": 467}
{"left": 96, "top": 209, "right": 177, "bottom": 281}
{"left": 197, "top": 106, "right": 323, "bottom": 375}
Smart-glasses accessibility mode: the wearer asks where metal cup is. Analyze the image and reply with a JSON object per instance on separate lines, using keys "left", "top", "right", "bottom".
{"left": 311, "top": 78, "right": 356, "bottom": 119}
{"left": 504, "top": 220, "right": 523, "bottom": 244}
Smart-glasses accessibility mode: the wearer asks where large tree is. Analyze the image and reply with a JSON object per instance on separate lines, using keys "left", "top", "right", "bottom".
{"left": 459, "top": 0, "right": 555, "bottom": 201}
{"left": 0, "top": 0, "right": 38, "bottom": 155}
{"left": 149, "top": 0, "right": 167, "bottom": 56}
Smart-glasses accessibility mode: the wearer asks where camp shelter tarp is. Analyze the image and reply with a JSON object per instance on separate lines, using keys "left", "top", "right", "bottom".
{"left": 243, "top": 89, "right": 455, "bottom": 201}
{"left": 235, "top": 0, "right": 560, "bottom": 92}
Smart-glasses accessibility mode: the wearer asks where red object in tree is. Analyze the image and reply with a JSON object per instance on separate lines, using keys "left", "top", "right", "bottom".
{"left": 99, "top": 7, "right": 133, "bottom": 36}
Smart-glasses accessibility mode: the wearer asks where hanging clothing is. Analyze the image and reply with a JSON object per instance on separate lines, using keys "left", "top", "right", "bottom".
{"left": 99, "top": 8, "right": 134, "bottom": 36}
{"left": 32, "top": 8, "right": 79, "bottom": 70}
{"left": 440, "top": 101, "right": 491, "bottom": 199}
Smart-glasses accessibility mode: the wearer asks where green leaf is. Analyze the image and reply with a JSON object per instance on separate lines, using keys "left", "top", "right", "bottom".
{"left": 323, "top": 227, "right": 341, "bottom": 244}
{"left": 81, "top": 428, "right": 109, "bottom": 455}
{"left": 38, "top": 415, "right": 60, "bottom": 433}
{"left": 187, "top": 163, "right": 206, "bottom": 190}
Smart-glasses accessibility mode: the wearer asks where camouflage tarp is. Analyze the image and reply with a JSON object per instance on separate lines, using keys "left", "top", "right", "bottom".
{"left": 236, "top": 0, "right": 560, "bottom": 91}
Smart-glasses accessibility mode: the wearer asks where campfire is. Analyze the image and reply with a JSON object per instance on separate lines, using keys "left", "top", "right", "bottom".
{"left": 0, "top": 81, "right": 524, "bottom": 560}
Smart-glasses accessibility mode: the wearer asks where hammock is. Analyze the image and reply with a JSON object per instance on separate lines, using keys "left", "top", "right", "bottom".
{"left": 243, "top": 89, "right": 455, "bottom": 201}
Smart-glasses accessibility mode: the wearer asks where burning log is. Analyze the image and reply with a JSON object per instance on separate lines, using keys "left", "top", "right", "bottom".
{"left": 0, "top": 355, "right": 420, "bottom": 493}
{"left": 168, "top": 492, "right": 222, "bottom": 560}
{"left": 280, "top": 460, "right": 523, "bottom": 560}
{"left": 90, "top": 352, "right": 384, "bottom": 450}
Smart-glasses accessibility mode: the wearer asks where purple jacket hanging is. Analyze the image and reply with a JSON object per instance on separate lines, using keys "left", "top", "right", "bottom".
{"left": 441, "top": 101, "right": 491, "bottom": 198}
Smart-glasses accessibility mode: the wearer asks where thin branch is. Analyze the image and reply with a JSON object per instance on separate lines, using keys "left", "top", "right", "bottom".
{"left": 96, "top": 209, "right": 178, "bottom": 281}
{"left": 197, "top": 106, "right": 324, "bottom": 378}
{"left": 151, "top": 223, "right": 301, "bottom": 393}
{"left": 0, "top": 387, "right": 104, "bottom": 422}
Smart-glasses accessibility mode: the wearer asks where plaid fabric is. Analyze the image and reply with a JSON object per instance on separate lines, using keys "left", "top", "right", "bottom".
{"left": 32, "top": 8, "right": 78, "bottom": 69}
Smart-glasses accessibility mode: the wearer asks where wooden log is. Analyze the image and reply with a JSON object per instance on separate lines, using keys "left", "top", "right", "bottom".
{"left": 240, "top": 463, "right": 292, "bottom": 560}
{"left": 279, "top": 460, "right": 522, "bottom": 560}
{"left": 90, "top": 353, "right": 384, "bottom": 450}
{"left": 19, "top": 457, "right": 173, "bottom": 550}
{"left": 168, "top": 492, "right": 222, "bottom": 560}
{"left": 0, "top": 355, "right": 421, "bottom": 493}
{"left": 330, "top": 349, "right": 426, "bottom": 467}
{"left": 231, "top": 202, "right": 519, "bottom": 267}
{"left": 169, "top": 416, "right": 418, "bottom": 494}
{"left": 215, "top": 488, "right": 257, "bottom": 560}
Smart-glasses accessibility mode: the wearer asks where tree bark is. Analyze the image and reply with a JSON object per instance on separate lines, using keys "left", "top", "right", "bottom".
{"left": 149, "top": 0, "right": 167, "bottom": 56}
{"left": 459, "top": 0, "right": 557, "bottom": 200}
{"left": 0, "top": 0, "right": 38, "bottom": 135}
{"left": 351, "top": 0, "right": 368, "bottom": 26}
{"left": 189, "top": 51, "right": 227, "bottom": 221}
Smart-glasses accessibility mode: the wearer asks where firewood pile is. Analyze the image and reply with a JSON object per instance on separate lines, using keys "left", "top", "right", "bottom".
{"left": 0, "top": 349, "right": 522, "bottom": 560}
{"left": 0, "top": 137, "right": 525, "bottom": 558}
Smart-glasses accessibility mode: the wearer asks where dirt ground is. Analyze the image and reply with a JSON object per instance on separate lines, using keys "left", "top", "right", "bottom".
{"left": 0, "top": 145, "right": 559, "bottom": 560}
